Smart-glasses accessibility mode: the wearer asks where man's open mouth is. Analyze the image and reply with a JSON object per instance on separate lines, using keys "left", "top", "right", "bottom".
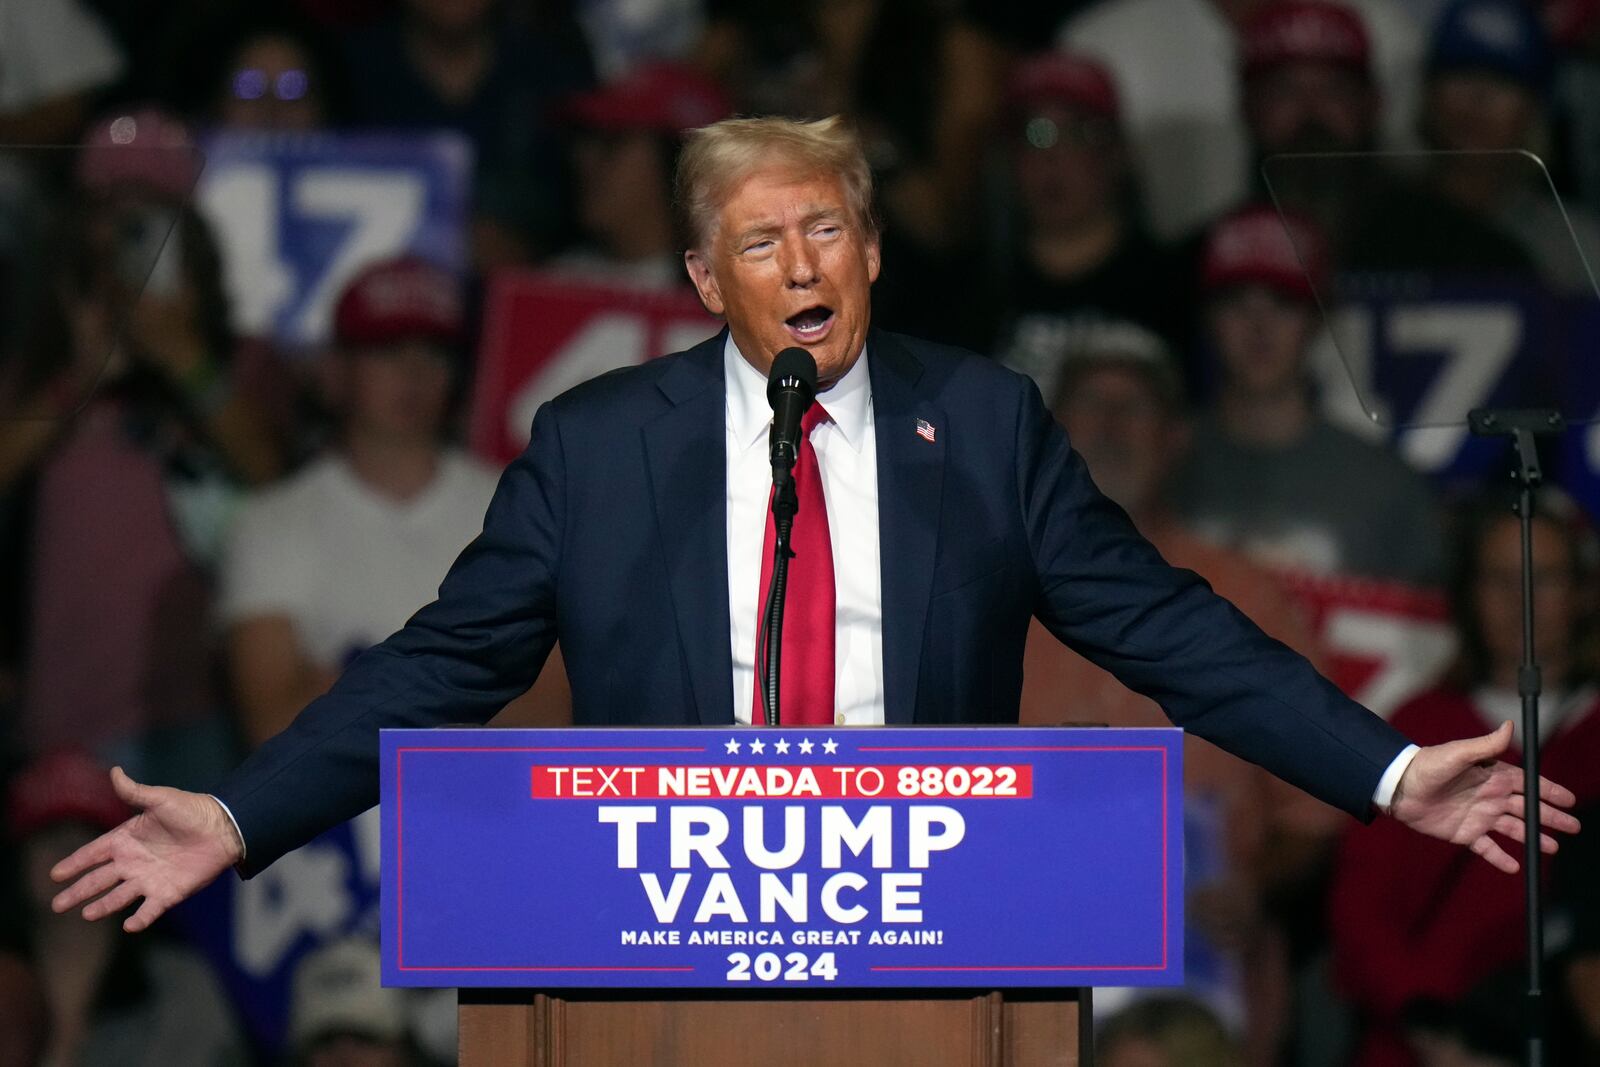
{"left": 784, "top": 306, "right": 835, "bottom": 343}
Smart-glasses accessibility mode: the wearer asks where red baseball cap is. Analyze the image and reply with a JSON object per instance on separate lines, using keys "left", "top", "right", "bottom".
{"left": 6, "top": 749, "right": 131, "bottom": 839}
{"left": 560, "top": 62, "right": 732, "bottom": 134}
{"left": 75, "top": 107, "right": 203, "bottom": 200}
{"left": 333, "top": 255, "right": 464, "bottom": 349}
{"left": 1006, "top": 52, "right": 1120, "bottom": 119}
{"left": 1201, "top": 204, "right": 1328, "bottom": 300}
{"left": 1241, "top": 1, "right": 1373, "bottom": 79}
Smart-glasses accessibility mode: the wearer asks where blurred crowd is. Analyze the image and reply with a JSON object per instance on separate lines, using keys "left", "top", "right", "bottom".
{"left": 2, "top": 0, "right": 1600, "bottom": 1065}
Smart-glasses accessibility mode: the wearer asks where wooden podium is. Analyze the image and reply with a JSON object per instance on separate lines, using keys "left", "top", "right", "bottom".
{"left": 458, "top": 986, "right": 1092, "bottom": 1065}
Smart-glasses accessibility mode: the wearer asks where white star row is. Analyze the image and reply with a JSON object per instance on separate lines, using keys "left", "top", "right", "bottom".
{"left": 723, "top": 736, "right": 839, "bottom": 755}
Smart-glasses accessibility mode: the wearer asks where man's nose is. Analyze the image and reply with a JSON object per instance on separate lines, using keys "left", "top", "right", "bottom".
{"left": 783, "top": 239, "right": 822, "bottom": 287}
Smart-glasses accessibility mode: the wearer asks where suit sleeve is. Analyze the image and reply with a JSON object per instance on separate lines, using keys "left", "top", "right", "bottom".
{"left": 1015, "top": 380, "right": 1411, "bottom": 820}
{"left": 213, "top": 405, "right": 568, "bottom": 874}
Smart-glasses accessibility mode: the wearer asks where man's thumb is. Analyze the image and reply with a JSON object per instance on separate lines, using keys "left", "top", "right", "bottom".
{"left": 1463, "top": 720, "right": 1515, "bottom": 762}
{"left": 110, "top": 766, "right": 158, "bottom": 809}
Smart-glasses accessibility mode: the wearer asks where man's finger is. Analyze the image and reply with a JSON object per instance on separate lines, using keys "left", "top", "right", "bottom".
{"left": 1471, "top": 833, "right": 1519, "bottom": 874}
{"left": 1493, "top": 814, "right": 1559, "bottom": 854}
{"left": 49, "top": 834, "right": 112, "bottom": 884}
{"left": 82, "top": 880, "right": 143, "bottom": 922}
{"left": 51, "top": 863, "right": 122, "bottom": 913}
{"left": 123, "top": 894, "right": 169, "bottom": 934}
{"left": 1544, "top": 803, "right": 1583, "bottom": 834}
{"left": 1538, "top": 775, "right": 1578, "bottom": 809}
{"left": 1493, "top": 814, "right": 1526, "bottom": 845}
{"left": 1507, "top": 794, "right": 1583, "bottom": 835}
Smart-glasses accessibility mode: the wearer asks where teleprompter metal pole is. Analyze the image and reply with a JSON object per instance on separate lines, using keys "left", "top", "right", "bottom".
{"left": 1468, "top": 407, "right": 1566, "bottom": 1067}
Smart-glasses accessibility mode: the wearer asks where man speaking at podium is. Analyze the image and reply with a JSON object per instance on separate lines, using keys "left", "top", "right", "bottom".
{"left": 53, "top": 117, "right": 1578, "bottom": 932}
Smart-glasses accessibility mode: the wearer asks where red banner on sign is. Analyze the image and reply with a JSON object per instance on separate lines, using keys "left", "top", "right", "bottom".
{"left": 1275, "top": 570, "right": 1456, "bottom": 718}
{"left": 469, "top": 272, "right": 719, "bottom": 465}
{"left": 530, "top": 764, "right": 1034, "bottom": 800}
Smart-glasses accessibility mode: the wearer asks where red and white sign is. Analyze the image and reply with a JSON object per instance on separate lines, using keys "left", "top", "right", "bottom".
{"left": 1276, "top": 571, "right": 1457, "bottom": 718}
{"left": 469, "top": 273, "right": 718, "bottom": 466}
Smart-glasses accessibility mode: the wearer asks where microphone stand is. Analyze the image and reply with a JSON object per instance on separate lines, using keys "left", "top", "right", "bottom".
{"left": 759, "top": 476, "right": 799, "bottom": 727}
{"left": 1468, "top": 406, "right": 1565, "bottom": 1067}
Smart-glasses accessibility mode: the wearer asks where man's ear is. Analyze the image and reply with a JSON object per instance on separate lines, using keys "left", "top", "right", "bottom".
{"left": 683, "top": 249, "right": 725, "bottom": 316}
{"left": 866, "top": 234, "right": 882, "bottom": 285}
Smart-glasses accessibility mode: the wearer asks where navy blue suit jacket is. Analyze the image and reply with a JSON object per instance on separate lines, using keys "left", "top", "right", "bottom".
{"left": 216, "top": 328, "right": 1410, "bottom": 874}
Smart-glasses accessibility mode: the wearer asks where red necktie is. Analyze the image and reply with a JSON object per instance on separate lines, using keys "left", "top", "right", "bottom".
{"left": 753, "top": 404, "right": 835, "bottom": 725}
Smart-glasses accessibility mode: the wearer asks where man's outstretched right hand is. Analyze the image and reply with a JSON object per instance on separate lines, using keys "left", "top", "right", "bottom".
{"left": 49, "top": 767, "right": 244, "bottom": 933}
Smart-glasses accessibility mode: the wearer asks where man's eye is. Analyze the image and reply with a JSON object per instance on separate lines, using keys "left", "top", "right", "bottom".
{"left": 743, "top": 239, "right": 774, "bottom": 254}
{"left": 813, "top": 225, "right": 841, "bottom": 238}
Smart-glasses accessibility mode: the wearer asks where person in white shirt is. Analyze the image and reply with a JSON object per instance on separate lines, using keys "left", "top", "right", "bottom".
{"left": 220, "top": 255, "right": 504, "bottom": 748}
{"left": 0, "top": 0, "right": 124, "bottom": 143}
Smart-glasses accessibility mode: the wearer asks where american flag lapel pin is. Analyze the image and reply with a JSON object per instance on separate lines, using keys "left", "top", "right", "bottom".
{"left": 915, "top": 418, "right": 937, "bottom": 443}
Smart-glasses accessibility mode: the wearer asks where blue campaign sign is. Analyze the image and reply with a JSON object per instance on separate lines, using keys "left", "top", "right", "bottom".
{"left": 1313, "top": 283, "right": 1600, "bottom": 505}
{"left": 1305, "top": 283, "right": 1600, "bottom": 518}
{"left": 195, "top": 130, "right": 472, "bottom": 349}
{"left": 380, "top": 727, "right": 1183, "bottom": 989}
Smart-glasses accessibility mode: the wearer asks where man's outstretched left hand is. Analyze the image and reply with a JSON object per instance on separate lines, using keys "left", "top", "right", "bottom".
{"left": 1390, "top": 720, "right": 1581, "bottom": 873}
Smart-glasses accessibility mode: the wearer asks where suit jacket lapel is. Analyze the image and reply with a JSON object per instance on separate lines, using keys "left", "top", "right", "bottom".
{"left": 869, "top": 332, "right": 945, "bottom": 725}
{"left": 643, "top": 334, "right": 735, "bottom": 725}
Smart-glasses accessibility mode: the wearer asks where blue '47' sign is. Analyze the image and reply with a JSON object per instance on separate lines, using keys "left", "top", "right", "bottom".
{"left": 196, "top": 130, "right": 471, "bottom": 349}
{"left": 1311, "top": 283, "right": 1600, "bottom": 516}
{"left": 380, "top": 727, "right": 1183, "bottom": 989}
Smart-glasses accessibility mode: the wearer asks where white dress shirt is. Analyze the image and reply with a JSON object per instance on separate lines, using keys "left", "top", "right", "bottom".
{"left": 725, "top": 336, "right": 884, "bottom": 726}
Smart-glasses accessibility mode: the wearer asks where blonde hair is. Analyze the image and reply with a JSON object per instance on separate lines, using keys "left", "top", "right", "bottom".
{"left": 675, "top": 115, "right": 877, "bottom": 251}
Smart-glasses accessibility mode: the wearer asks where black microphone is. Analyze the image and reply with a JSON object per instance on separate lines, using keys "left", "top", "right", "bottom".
{"left": 767, "top": 347, "right": 817, "bottom": 485}
{"left": 759, "top": 347, "right": 817, "bottom": 727}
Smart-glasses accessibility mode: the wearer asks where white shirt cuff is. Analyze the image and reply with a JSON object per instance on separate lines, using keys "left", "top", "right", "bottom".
{"left": 1372, "top": 744, "right": 1421, "bottom": 814}
{"left": 209, "top": 794, "right": 247, "bottom": 862}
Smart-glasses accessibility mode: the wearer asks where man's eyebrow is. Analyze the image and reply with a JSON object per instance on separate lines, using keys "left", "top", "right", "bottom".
{"left": 730, "top": 206, "right": 849, "bottom": 247}
{"left": 799, "top": 205, "right": 847, "bottom": 228}
{"left": 731, "top": 221, "right": 782, "bottom": 246}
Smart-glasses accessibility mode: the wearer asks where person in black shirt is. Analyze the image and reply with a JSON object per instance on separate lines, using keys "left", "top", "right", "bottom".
{"left": 985, "top": 52, "right": 1194, "bottom": 388}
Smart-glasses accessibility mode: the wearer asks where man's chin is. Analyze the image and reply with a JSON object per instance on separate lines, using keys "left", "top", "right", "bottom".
{"left": 815, "top": 344, "right": 864, "bottom": 389}
{"left": 737, "top": 325, "right": 864, "bottom": 385}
